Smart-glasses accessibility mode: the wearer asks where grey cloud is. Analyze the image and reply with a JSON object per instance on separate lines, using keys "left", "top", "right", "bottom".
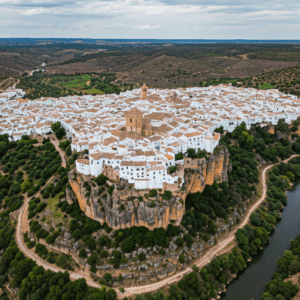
{"left": 158, "top": 0, "right": 299, "bottom": 8}
{"left": 0, "top": 0, "right": 299, "bottom": 39}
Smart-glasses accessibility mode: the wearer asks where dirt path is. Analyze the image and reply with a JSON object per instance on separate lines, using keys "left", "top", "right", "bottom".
{"left": 0, "top": 77, "right": 13, "bottom": 91}
{"left": 50, "top": 138, "right": 67, "bottom": 168}
{"left": 122, "top": 155, "right": 299, "bottom": 297}
{"left": 15, "top": 175, "right": 101, "bottom": 289}
{"left": 14, "top": 155, "right": 299, "bottom": 298}
{"left": 0, "top": 77, "right": 11, "bottom": 86}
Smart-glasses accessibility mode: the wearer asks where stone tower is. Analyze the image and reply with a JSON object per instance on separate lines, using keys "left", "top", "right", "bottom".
{"left": 140, "top": 83, "right": 148, "bottom": 100}
{"left": 126, "top": 107, "right": 143, "bottom": 134}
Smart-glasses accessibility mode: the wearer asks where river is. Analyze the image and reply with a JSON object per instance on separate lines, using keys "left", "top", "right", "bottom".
{"left": 221, "top": 177, "right": 300, "bottom": 300}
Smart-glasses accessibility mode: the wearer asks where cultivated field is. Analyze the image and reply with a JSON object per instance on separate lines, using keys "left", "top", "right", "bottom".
{"left": 0, "top": 42, "right": 300, "bottom": 95}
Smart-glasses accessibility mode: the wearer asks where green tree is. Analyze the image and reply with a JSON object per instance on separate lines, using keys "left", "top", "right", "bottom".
{"left": 138, "top": 253, "right": 146, "bottom": 261}
{"left": 0, "top": 142, "right": 7, "bottom": 157}
{"left": 103, "top": 272, "right": 113, "bottom": 283}
{"left": 79, "top": 248, "right": 87, "bottom": 258}
{"left": 65, "top": 146, "right": 72, "bottom": 156}
{"left": 51, "top": 122, "right": 61, "bottom": 133}
{"left": 121, "top": 237, "right": 135, "bottom": 253}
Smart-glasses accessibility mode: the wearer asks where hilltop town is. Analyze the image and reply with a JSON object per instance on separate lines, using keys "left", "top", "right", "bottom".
{"left": 0, "top": 83, "right": 299, "bottom": 191}
{"left": 2, "top": 80, "right": 300, "bottom": 295}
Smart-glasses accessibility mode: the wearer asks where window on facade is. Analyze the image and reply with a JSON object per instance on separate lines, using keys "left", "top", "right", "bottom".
{"left": 108, "top": 161, "right": 110, "bottom": 164}
{"left": 153, "top": 176, "right": 155, "bottom": 179}
{"left": 97, "top": 162, "right": 99, "bottom": 164}
{"left": 130, "top": 119, "right": 132, "bottom": 122}
{"left": 153, "top": 172, "right": 155, "bottom": 174}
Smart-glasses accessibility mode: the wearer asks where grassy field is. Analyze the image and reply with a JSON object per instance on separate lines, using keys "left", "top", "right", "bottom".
{"left": 59, "top": 74, "right": 92, "bottom": 89}
{"left": 16, "top": 72, "right": 128, "bottom": 99}
{"left": 259, "top": 82, "right": 273, "bottom": 90}
{"left": 45, "top": 193, "right": 65, "bottom": 226}
{"left": 84, "top": 88, "right": 104, "bottom": 94}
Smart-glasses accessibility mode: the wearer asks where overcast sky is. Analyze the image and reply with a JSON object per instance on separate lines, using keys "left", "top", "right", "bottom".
{"left": 1, "top": 0, "right": 300, "bottom": 39}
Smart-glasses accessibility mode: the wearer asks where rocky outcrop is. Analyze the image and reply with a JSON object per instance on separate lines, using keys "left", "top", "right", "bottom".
{"left": 66, "top": 187, "right": 74, "bottom": 205}
{"left": 184, "top": 146, "right": 229, "bottom": 195}
{"left": 68, "top": 146, "right": 229, "bottom": 230}
{"left": 68, "top": 170, "right": 185, "bottom": 230}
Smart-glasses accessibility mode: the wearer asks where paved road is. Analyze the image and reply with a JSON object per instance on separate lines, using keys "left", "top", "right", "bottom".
{"left": 15, "top": 155, "right": 299, "bottom": 298}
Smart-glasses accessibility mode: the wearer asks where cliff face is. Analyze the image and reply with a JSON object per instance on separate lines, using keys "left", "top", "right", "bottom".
{"left": 184, "top": 146, "right": 230, "bottom": 195}
{"left": 68, "top": 171, "right": 185, "bottom": 230}
{"left": 68, "top": 146, "right": 229, "bottom": 230}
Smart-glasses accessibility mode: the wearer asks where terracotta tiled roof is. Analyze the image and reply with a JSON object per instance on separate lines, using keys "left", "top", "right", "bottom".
{"left": 77, "top": 159, "right": 89, "bottom": 165}
{"left": 165, "top": 154, "right": 174, "bottom": 160}
{"left": 120, "top": 161, "right": 147, "bottom": 167}
{"left": 89, "top": 152, "right": 102, "bottom": 160}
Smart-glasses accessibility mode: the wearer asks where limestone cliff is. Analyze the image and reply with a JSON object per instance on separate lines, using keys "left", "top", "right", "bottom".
{"left": 184, "top": 146, "right": 230, "bottom": 195}
{"left": 68, "top": 170, "right": 185, "bottom": 230}
{"left": 68, "top": 145, "right": 229, "bottom": 230}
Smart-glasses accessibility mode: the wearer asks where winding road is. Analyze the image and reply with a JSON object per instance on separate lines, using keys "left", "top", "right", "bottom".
{"left": 15, "top": 175, "right": 101, "bottom": 288}
{"left": 15, "top": 155, "right": 300, "bottom": 298}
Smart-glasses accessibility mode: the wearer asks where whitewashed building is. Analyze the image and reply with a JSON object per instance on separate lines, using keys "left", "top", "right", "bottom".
{"left": 1, "top": 84, "right": 300, "bottom": 189}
